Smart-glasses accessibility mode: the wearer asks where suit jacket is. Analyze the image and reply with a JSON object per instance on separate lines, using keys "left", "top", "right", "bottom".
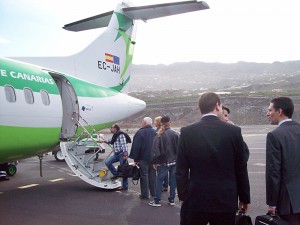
{"left": 176, "top": 115, "right": 250, "bottom": 212}
{"left": 266, "top": 120, "right": 300, "bottom": 215}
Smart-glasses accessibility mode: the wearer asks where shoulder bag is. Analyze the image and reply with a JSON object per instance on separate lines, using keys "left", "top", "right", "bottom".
{"left": 117, "top": 163, "right": 141, "bottom": 185}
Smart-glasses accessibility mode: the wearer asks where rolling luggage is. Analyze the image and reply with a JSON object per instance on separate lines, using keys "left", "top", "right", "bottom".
{"left": 235, "top": 209, "right": 253, "bottom": 225}
{"left": 255, "top": 213, "right": 289, "bottom": 225}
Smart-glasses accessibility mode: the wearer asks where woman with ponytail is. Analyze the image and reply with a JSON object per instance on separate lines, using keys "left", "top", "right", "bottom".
{"left": 149, "top": 116, "right": 179, "bottom": 207}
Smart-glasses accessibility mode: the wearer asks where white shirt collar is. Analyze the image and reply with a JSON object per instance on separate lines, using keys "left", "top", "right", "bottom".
{"left": 202, "top": 113, "right": 218, "bottom": 118}
{"left": 278, "top": 118, "right": 292, "bottom": 126}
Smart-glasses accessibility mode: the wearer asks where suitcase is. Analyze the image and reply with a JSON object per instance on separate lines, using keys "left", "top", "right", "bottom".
{"left": 255, "top": 214, "right": 289, "bottom": 225}
{"left": 236, "top": 209, "right": 253, "bottom": 225}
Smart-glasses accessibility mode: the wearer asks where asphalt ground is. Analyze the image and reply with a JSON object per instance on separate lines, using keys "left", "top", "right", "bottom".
{"left": 0, "top": 125, "right": 275, "bottom": 225}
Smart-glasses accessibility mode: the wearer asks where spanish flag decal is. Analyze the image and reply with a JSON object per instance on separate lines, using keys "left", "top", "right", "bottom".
{"left": 105, "top": 53, "right": 120, "bottom": 65}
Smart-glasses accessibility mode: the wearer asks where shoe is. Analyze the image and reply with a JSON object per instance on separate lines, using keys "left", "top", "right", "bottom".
{"left": 139, "top": 195, "right": 149, "bottom": 200}
{"left": 168, "top": 199, "right": 175, "bottom": 206}
{"left": 149, "top": 200, "right": 161, "bottom": 207}
{"left": 117, "top": 186, "right": 128, "bottom": 191}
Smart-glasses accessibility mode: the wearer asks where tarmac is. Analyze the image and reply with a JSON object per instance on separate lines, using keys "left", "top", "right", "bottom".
{"left": 0, "top": 125, "right": 275, "bottom": 225}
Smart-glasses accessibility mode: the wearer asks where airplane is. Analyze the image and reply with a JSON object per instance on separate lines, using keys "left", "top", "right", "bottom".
{"left": 0, "top": 0, "right": 209, "bottom": 188}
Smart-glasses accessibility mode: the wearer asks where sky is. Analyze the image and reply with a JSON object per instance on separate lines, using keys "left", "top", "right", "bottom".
{"left": 1, "top": 0, "right": 300, "bottom": 65}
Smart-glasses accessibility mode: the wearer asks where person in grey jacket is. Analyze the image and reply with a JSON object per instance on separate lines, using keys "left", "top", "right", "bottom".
{"left": 149, "top": 115, "right": 179, "bottom": 207}
{"left": 266, "top": 97, "right": 300, "bottom": 225}
{"left": 129, "top": 117, "right": 156, "bottom": 200}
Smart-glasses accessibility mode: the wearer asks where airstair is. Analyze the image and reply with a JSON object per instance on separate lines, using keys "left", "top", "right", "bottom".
{"left": 60, "top": 112, "right": 121, "bottom": 189}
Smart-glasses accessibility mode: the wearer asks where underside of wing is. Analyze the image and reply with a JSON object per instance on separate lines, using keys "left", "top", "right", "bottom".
{"left": 124, "top": 1, "right": 209, "bottom": 21}
{"left": 63, "top": 1, "right": 209, "bottom": 32}
{"left": 63, "top": 11, "right": 113, "bottom": 32}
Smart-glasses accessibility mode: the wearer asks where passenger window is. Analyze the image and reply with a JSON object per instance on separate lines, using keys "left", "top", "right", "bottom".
{"left": 24, "top": 88, "right": 34, "bottom": 104}
{"left": 4, "top": 85, "right": 16, "bottom": 102}
{"left": 40, "top": 90, "right": 50, "bottom": 105}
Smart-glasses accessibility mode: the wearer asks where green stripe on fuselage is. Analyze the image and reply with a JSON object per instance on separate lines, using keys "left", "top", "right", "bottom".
{"left": 1, "top": 58, "right": 128, "bottom": 97}
{"left": 0, "top": 121, "right": 115, "bottom": 163}
{"left": 76, "top": 121, "right": 115, "bottom": 135}
{"left": 110, "top": 76, "right": 130, "bottom": 92}
{"left": 0, "top": 58, "right": 59, "bottom": 94}
{"left": 0, "top": 125, "right": 60, "bottom": 163}
{"left": 66, "top": 76, "right": 121, "bottom": 98}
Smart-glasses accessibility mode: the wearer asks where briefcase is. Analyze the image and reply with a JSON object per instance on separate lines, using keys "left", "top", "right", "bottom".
{"left": 255, "top": 213, "right": 289, "bottom": 225}
{"left": 235, "top": 209, "right": 253, "bottom": 225}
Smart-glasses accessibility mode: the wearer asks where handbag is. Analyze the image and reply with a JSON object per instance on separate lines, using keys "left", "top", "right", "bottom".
{"left": 117, "top": 163, "right": 141, "bottom": 185}
{"left": 117, "top": 164, "right": 134, "bottom": 178}
{"left": 236, "top": 209, "right": 253, "bottom": 225}
{"left": 255, "top": 213, "right": 289, "bottom": 225}
{"left": 131, "top": 164, "right": 141, "bottom": 180}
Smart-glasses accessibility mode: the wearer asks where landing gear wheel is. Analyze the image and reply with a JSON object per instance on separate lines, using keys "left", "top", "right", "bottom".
{"left": 54, "top": 150, "right": 65, "bottom": 162}
{"left": 6, "top": 164, "right": 17, "bottom": 176}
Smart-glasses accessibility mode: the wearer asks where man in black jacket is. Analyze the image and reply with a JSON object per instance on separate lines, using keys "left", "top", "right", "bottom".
{"left": 150, "top": 115, "right": 179, "bottom": 207}
{"left": 176, "top": 92, "right": 250, "bottom": 225}
{"left": 129, "top": 117, "right": 156, "bottom": 199}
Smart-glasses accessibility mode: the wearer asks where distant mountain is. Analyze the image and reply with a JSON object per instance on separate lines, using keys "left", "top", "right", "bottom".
{"left": 130, "top": 61, "right": 300, "bottom": 92}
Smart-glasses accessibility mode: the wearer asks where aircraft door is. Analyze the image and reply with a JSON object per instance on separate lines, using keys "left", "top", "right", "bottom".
{"left": 50, "top": 73, "right": 79, "bottom": 140}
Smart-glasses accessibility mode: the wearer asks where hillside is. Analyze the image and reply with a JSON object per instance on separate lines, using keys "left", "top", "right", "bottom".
{"left": 130, "top": 61, "right": 300, "bottom": 92}
{"left": 122, "top": 61, "right": 300, "bottom": 127}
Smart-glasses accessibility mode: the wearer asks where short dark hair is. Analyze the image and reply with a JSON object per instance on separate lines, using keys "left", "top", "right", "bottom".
{"left": 222, "top": 105, "right": 230, "bottom": 114}
{"left": 161, "top": 115, "right": 170, "bottom": 123}
{"left": 198, "top": 92, "right": 221, "bottom": 114}
{"left": 271, "top": 97, "right": 294, "bottom": 118}
{"left": 112, "top": 124, "right": 120, "bottom": 131}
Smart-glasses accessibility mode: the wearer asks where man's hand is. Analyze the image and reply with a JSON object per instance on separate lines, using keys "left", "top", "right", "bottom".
{"left": 268, "top": 206, "right": 276, "bottom": 215}
{"left": 153, "top": 164, "right": 159, "bottom": 170}
{"left": 123, "top": 152, "right": 128, "bottom": 161}
{"left": 239, "top": 202, "right": 250, "bottom": 213}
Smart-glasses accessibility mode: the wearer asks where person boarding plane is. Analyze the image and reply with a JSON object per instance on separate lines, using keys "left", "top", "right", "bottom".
{"left": 0, "top": 1, "right": 209, "bottom": 188}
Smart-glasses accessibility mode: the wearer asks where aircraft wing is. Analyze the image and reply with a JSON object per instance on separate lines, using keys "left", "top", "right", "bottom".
{"left": 63, "top": 11, "right": 113, "bottom": 32}
{"left": 124, "top": 1, "right": 209, "bottom": 21}
{"left": 63, "top": 1, "right": 209, "bottom": 32}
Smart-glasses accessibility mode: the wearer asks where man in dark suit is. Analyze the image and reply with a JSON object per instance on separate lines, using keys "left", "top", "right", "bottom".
{"left": 266, "top": 97, "right": 300, "bottom": 225}
{"left": 176, "top": 92, "right": 250, "bottom": 225}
